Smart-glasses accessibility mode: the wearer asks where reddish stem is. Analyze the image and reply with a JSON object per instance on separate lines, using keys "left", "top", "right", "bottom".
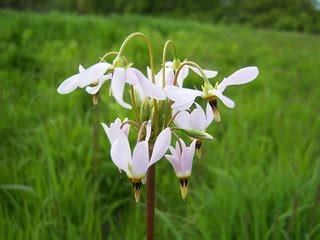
{"left": 146, "top": 164, "right": 155, "bottom": 240}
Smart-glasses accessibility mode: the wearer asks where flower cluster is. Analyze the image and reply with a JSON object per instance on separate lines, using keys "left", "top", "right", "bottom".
{"left": 57, "top": 33, "right": 259, "bottom": 202}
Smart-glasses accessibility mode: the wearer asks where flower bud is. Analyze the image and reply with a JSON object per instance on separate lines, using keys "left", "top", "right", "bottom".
{"left": 112, "top": 55, "right": 126, "bottom": 68}
{"left": 176, "top": 128, "right": 213, "bottom": 140}
{"left": 172, "top": 58, "right": 181, "bottom": 71}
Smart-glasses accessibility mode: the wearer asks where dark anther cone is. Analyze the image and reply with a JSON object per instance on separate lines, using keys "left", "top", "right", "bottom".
{"left": 93, "top": 93, "right": 99, "bottom": 106}
{"left": 179, "top": 178, "right": 189, "bottom": 201}
{"left": 209, "top": 99, "right": 221, "bottom": 122}
{"left": 132, "top": 180, "right": 142, "bottom": 203}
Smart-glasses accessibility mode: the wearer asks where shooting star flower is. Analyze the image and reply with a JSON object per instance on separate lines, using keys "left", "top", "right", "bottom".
{"left": 108, "top": 123, "right": 171, "bottom": 202}
{"left": 166, "top": 66, "right": 259, "bottom": 121}
{"left": 174, "top": 103, "right": 213, "bottom": 158}
{"left": 165, "top": 139, "right": 196, "bottom": 200}
{"left": 57, "top": 63, "right": 111, "bottom": 95}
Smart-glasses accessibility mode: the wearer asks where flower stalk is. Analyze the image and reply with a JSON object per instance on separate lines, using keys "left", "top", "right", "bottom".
{"left": 57, "top": 32, "right": 259, "bottom": 240}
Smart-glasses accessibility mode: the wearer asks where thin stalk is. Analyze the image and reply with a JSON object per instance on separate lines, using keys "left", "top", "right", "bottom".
{"left": 173, "top": 61, "right": 209, "bottom": 86}
{"left": 130, "top": 86, "right": 141, "bottom": 124}
{"left": 162, "top": 40, "right": 178, "bottom": 88}
{"left": 146, "top": 153, "right": 155, "bottom": 240}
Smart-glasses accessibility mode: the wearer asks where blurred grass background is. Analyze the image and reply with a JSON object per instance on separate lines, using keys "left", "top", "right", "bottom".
{"left": 0, "top": 2, "right": 320, "bottom": 240}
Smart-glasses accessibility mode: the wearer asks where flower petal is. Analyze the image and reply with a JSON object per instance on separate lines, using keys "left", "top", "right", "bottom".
{"left": 132, "top": 140, "right": 149, "bottom": 177}
{"left": 205, "top": 102, "right": 214, "bottom": 128}
{"left": 111, "top": 68, "right": 132, "bottom": 109}
{"left": 78, "top": 62, "right": 110, "bottom": 88}
{"left": 101, "top": 122, "right": 127, "bottom": 144}
{"left": 177, "top": 66, "right": 189, "bottom": 87}
{"left": 85, "top": 74, "right": 111, "bottom": 95}
{"left": 57, "top": 74, "right": 79, "bottom": 94}
{"left": 209, "top": 89, "right": 235, "bottom": 108}
{"left": 189, "top": 66, "right": 218, "bottom": 79}
{"left": 189, "top": 103, "right": 206, "bottom": 130}
{"left": 165, "top": 86, "right": 203, "bottom": 102}
{"left": 132, "top": 68, "right": 166, "bottom": 100}
{"left": 165, "top": 155, "right": 182, "bottom": 175}
{"left": 110, "top": 137, "right": 131, "bottom": 174}
{"left": 218, "top": 66, "right": 259, "bottom": 92}
{"left": 174, "top": 111, "right": 190, "bottom": 129}
{"left": 149, "top": 128, "right": 171, "bottom": 166}
{"left": 126, "top": 67, "right": 139, "bottom": 85}
{"left": 181, "top": 140, "right": 196, "bottom": 175}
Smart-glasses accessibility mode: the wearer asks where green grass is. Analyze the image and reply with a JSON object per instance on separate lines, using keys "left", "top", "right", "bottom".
{"left": 0, "top": 9, "right": 320, "bottom": 239}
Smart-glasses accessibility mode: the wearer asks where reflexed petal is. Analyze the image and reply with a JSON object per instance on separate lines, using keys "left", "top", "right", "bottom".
{"left": 149, "top": 128, "right": 171, "bottom": 166}
{"left": 165, "top": 155, "right": 182, "bottom": 175}
{"left": 174, "top": 111, "right": 190, "bottom": 129}
{"left": 132, "top": 68, "right": 166, "bottom": 100}
{"left": 57, "top": 74, "right": 79, "bottom": 94}
{"left": 110, "top": 138, "right": 131, "bottom": 174}
{"left": 209, "top": 89, "right": 235, "bottom": 108}
{"left": 189, "top": 66, "right": 218, "bottom": 79}
{"left": 165, "top": 61, "right": 173, "bottom": 68}
{"left": 181, "top": 140, "right": 196, "bottom": 175}
{"left": 165, "top": 86, "right": 203, "bottom": 102}
{"left": 111, "top": 68, "right": 132, "bottom": 109}
{"left": 205, "top": 102, "right": 214, "bottom": 128}
{"left": 218, "top": 66, "right": 259, "bottom": 92}
{"left": 126, "top": 68, "right": 139, "bottom": 85}
{"left": 85, "top": 74, "right": 111, "bottom": 95}
{"left": 78, "top": 62, "right": 110, "bottom": 88}
{"left": 189, "top": 103, "right": 206, "bottom": 130}
{"left": 177, "top": 66, "right": 189, "bottom": 87}
{"left": 145, "top": 120, "right": 152, "bottom": 142}
{"left": 101, "top": 122, "right": 127, "bottom": 144}
{"left": 132, "top": 141, "right": 149, "bottom": 177}
{"left": 171, "top": 98, "right": 195, "bottom": 111}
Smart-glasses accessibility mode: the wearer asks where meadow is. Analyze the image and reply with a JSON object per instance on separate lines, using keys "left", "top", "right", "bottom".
{"left": 0, "top": 10, "right": 320, "bottom": 239}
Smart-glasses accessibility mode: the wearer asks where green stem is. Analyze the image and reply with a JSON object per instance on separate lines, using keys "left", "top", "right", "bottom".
{"left": 130, "top": 86, "right": 141, "bottom": 124}
{"left": 162, "top": 40, "right": 178, "bottom": 88}
{"left": 173, "top": 61, "right": 209, "bottom": 86}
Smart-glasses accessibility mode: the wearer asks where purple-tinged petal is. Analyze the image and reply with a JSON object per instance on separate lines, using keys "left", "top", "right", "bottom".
{"left": 174, "top": 111, "right": 190, "bottom": 129}
{"left": 149, "top": 128, "right": 171, "bottom": 166}
{"left": 181, "top": 140, "right": 196, "bottom": 175}
{"left": 177, "top": 66, "right": 189, "bottom": 87}
{"left": 189, "top": 103, "right": 206, "bottom": 130}
{"left": 132, "top": 141, "right": 149, "bottom": 177}
{"left": 165, "top": 155, "right": 182, "bottom": 175}
{"left": 85, "top": 74, "right": 111, "bottom": 95}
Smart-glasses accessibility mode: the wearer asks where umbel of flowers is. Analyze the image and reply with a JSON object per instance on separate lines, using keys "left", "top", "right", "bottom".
{"left": 57, "top": 32, "right": 258, "bottom": 238}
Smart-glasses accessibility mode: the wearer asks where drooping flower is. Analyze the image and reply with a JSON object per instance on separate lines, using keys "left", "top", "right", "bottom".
{"left": 165, "top": 139, "right": 196, "bottom": 200}
{"left": 101, "top": 118, "right": 130, "bottom": 144}
{"left": 57, "top": 63, "right": 111, "bottom": 95}
{"left": 164, "top": 60, "right": 218, "bottom": 87}
{"left": 174, "top": 103, "right": 214, "bottom": 158}
{"left": 166, "top": 66, "right": 259, "bottom": 121}
{"left": 107, "top": 122, "right": 171, "bottom": 202}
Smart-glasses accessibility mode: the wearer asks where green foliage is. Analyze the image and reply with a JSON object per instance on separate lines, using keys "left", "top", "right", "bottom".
{"left": 2, "top": 0, "right": 320, "bottom": 33}
{"left": 0, "top": 9, "right": 320, "bottom": 239}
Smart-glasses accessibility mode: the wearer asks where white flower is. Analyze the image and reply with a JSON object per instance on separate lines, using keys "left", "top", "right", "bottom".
{"left": 101, "top": 118, "right": 130, "bottom": 144}
{"left": 57, "top": 63, "right": 111, "bottom": 95}
{"left": 111, "top": 67, "right": 166, "bottom": 109}
{"left": 166, "top": 66, "right": 259, "bottom": 116}
{"left": 106, "top": 122, "right": 171, "bottom": 202}
{"left": 174, "top": 103, "right": 213, "bottom": 131}
{"left": 165, "top": 139, "right": 196, "bottom": 200}
{"left": 165, "top": 61, "right": 218, "bottom": 87}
